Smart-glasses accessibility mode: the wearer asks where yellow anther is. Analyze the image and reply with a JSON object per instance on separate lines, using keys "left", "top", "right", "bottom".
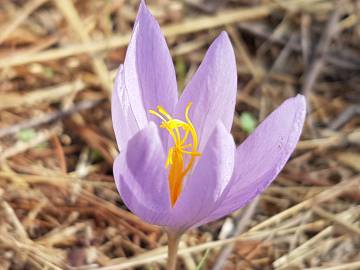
{"left": 149, "top": 103, "right": 201, "bottom": 207}
{"left": 157, "top": 106, "right": 172, "bottom": 120}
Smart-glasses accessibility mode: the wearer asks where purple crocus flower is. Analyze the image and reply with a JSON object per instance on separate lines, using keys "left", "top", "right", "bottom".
{"left": 112, "top": 1, "right": 306, "bottom": 235}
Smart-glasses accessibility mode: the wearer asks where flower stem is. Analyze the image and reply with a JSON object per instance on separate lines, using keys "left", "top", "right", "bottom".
{"left": 167, "top": 230, "right": 181, "bottom": 270}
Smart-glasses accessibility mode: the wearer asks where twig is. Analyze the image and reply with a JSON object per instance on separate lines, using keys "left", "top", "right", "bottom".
{"left": 313, "top": 206, "right": 360, "bottom": 236}
{"left": 236, "top": 22, "right": 360, "bottom": 70}
{"left": 1, "top": 201, "right": 29, "bottom": 240}
{"left": 302, "top": 8, "right": 341, "bottom": 112}
{"left": 249, "top": 176, "right": 360, "bottom": 232}
{"left": 0, "top": 125, "right": 63, "bottom": 160}
{"left": 301, "top": 13, "right": 311, "bottom": 69}
{"left": 226, "top": 25, "right": 263, "bottom": 81}
{"left": 0, "top": 99, "right": 104, "bottom": 138}
{"left": 0, "top": 0, "right": 49, "bottom": 44}
{"left": 50, "top": 135, "right": 67, "bottom": 173}
{"left": 0, "top": 4, "right": 275, "bottom": 68}
{"left": 304, "top": 261, "right": 360, "bottom": 270}
{"left": 53, "top": 0, "right": 112, "bottom": 95}
{"left": 0, "top": 79, "right": 85, "bottom": 110}
{"left": 329, "top": 105, "right": 360, "bottom": 130}
{"left": 273, "top": 208, "right": 358, "bottom": 268}
{"left": 211, "top": 197, "right": 261, "bottom": 270}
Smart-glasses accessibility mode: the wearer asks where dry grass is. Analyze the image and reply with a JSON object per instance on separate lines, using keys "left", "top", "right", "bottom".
{"left": 0, "top": 0, "right": 359, "bottom": 269}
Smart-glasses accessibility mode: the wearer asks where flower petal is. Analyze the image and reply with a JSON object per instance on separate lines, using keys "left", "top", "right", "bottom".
{"left": 112, "top": 65, "right": 147, "bottom": 150}
{"left": 199, "top": 95, "right": 306, "bottom": 224}
{"left": 175, "top": 32, "right": 237, "bottom": 151}
{"left": 167, "top": 122, "right": 235, "bottom": 231}
{"left": 113, "top": 2, "right": 179, "bottom": 150}
{"left": 113, "top": 122, "right": 171, "bottom": 225}
{"left": 127, "top": 1, "right": 178, "bottom": 120}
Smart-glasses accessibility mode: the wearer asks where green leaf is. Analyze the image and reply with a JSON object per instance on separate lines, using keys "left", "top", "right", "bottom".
{"left": 196, "top": 249, "right": 210, "bottom": 270}
{"left": 17, "top": 129, "right": 37, "bottom": 142}
{"left": 90, "top": 149, "right": 103, "bottom": 162}
{"left": 35, "top": 142, "right": 48, "bottom": 149}
{"left": 240, "top": 112, "right": 257, "bottom": 134}
{"left": 43, "top": 67, "right": 54, "bottom": 79}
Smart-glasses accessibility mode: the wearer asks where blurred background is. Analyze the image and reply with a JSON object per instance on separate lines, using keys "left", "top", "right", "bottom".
{"left": 0, "top": 0, "right": 359, "bottom": 269}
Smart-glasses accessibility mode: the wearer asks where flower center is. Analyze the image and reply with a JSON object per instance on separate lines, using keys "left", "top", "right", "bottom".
{"left": 149, "top": 102, "right": 201, "bottom": 207}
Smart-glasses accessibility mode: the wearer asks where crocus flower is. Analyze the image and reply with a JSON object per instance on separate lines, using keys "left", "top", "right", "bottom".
{"left": 112, "top": 1, "right": 306, "bottom": 235}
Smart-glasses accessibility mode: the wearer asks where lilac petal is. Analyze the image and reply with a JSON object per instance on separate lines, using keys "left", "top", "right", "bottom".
{"left": 113, "top": 122, "right": 171, "bottom": 225}
{"left": 167, "top": 122, "right": 235, "bottom": 231}
{"left": 113, "top": 1, "right": 178, "bottom": 150}
{"left": 127, "top": 1, "right": 178, "bottom": 121}
{"left": 175, "top": 32, "right": 237, "bottom": 151}
{"left": 112, "top": 65, "right": 147, "bottom": 150}
{"left": 198, "top": 95, "right": 306, "bottom": 224}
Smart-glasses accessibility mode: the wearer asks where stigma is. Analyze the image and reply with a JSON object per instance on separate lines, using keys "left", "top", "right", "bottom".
{"left": 149, "top": 103, "right": 201, "bottom": 207}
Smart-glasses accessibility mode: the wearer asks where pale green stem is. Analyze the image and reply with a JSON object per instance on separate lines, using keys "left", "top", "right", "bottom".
{"left": 167, "top": 230, "right": 181, "bottom": 270}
